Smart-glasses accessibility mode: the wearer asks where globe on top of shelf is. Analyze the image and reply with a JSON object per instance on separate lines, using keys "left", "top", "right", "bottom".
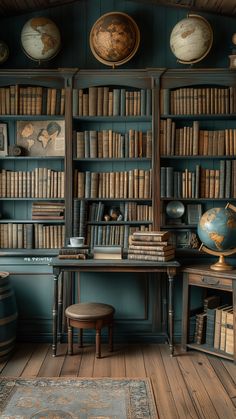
{"left": 232, "top": 33, "right": 236, "bottom": 45}
{"left": 197, "top": 206, "right": 236, "bottom": 270}
{"left": 89, "top": 11, "right": 140, "bottom": 68}
{"left": 21, "top": 17, "right": 61, "bottom": 62}
{"left": 170, "top": 14, "right": 213, "bottom": 64}
{"left": 0, "top": 41, "right": 9, "bottom": 64}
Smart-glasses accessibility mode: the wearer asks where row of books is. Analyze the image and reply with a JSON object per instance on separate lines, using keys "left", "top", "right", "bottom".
{"left": 0, "top": 223, "right": 65, "bottom": 249}
{"left": 161, "top": 161, "right": 236, "bottom": 199}
{"left": 74, "top": 169, "right": 152, "bottom": 199}
{"left": 127, "top": 230, "right": 175, "bottom": 262}
{"left": 160, "top": 119, "right": 236, "bottom": 156}
{"left": 32, "top": 201, "right": 65, "bottom": 220}
{"left": 88, "top": 201, "right": 153, "bottom": 222}
{"left": 73, "top": 86, "right": 152, "bottom": 117}
{"left": 0, "top": 85, "right": 65, "bottom": 115}
{"left": 0, "top": 168, "right": 64, "bottom": 198}
{"left": 193, "top": 296, "right": 233, "bottom": 355}
{"left": 161, "top": 86, "right": 236, "bottom": 116}
{"left": 75, "top": 129, "right": 152, "bottom": 159}
{"left": 87, "top": 224, "right": 151, "bottom": 249}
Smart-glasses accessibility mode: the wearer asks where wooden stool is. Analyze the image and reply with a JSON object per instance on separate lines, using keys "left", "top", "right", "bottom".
{"left": 65, "top": 302, "right": 115, "bottom": 358}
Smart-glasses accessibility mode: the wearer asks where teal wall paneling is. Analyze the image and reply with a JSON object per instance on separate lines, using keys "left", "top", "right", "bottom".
{"left": 0, "top": 1, "right": 234, "bottom": 69}
{"left": 0, "top": 0, "right": 235, "bottom": 343}
{"left": 0, "top": 257, "right": 54, "bottom": 341}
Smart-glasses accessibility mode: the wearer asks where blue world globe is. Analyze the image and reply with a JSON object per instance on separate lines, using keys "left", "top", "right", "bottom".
{"left": 197, "top": 207, "right": 236, "bottom": 252}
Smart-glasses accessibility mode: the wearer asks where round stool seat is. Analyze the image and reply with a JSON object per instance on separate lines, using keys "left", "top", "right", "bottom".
{"left": 65, "top": 302, "right": 115, "bottom": 320}
{"left": 65, "top": 302, "right": 115, "bottom": 358}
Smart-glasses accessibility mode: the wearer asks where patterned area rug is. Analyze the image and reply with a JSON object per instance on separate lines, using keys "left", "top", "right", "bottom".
{"left": 0, "top": 377, "right": 157, "bottom": 418}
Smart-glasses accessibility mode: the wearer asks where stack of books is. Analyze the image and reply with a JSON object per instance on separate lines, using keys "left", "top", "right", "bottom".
{"left": 127, "top": 231, "right": 175, "bottom": 261}
{"left": 93, "top": 245, "right": 122, "bottom": 260}
{"left": 58, "top": 246, "right": 90, "bottom": 260}
{"left": 32, "top": 201, "right": 65, "bottom": 220}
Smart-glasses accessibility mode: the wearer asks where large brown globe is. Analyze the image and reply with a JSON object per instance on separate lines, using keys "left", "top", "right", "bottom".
{"left": 90, "top": 12, "right": 140, "bottom": 67}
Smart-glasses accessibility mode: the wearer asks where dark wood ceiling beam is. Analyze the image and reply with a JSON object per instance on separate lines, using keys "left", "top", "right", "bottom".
{"left": 0, "top": 0, "right": 235, "bottom": 17}
{"left": 129, "top": 0, "right": 236, "bottom": 17}
{"left": 0, "top": 0, "right": 77, "bottom": 17}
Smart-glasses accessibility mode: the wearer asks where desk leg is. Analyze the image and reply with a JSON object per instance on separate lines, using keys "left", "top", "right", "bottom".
{"left": 52, "top": 272, "right": 59, "bottom": 357}
{"left": 167, "top": 267, "right": 176, "bottom": 356}
{"left": 181, "top": 273, "right": 189, "bottom": 352}
{"left": 58, "top": 272, "right": 63, "bottom": 343}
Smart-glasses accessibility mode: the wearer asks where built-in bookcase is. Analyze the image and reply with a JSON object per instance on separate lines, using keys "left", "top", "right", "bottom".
{"left": 159, "top": 69, "right": 236, "bottom": 257}
{"left": 68, "top": 69, "right": 163, "bottom": 250}
{"left": 0, "top": 69, "right": 74, "bottom": 253}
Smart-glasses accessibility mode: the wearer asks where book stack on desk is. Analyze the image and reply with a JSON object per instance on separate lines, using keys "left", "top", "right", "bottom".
{"left": 127, "top": 231, "right": 175, "bottom": 261}
{"left": 58, "top": 246, "right": 90, "bottom": 259}
{"left": 93, "top": 245, "right": 122, "bottom": 260}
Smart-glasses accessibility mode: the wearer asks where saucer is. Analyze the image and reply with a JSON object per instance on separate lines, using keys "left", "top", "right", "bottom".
{"left": 68, "top": 244, "right": 84, "bottom": 248}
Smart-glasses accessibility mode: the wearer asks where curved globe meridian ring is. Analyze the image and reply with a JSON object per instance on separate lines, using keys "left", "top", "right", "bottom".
{"left": 170, "top": 14, "right": 213, "bottom": 64}
{"left": 89, "top": 12, "right": 140, "bottom": 67}
{"left": 0, "top": 41, "right": 9, "bottom": 64}
{"left": 21, "top": 17, "right": 61, "bottom": 62}
{"left": 197, "top": 207, "right": 236, "bottom": 270}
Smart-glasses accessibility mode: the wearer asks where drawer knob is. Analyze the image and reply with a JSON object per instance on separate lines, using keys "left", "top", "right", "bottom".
{"left": 201, "top": 276, "right": 219, "bottom": 285}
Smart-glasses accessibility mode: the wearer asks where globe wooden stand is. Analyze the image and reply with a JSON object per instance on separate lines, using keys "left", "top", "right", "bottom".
{"left": 199, "top": 243, "right": 236, "bottom": 271}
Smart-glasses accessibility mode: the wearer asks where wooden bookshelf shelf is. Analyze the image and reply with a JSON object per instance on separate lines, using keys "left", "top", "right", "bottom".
{"left": 186, "top": 343, "right": 234, "bottom": 361}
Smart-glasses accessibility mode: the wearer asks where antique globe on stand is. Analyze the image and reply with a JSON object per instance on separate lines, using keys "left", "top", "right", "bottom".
{"left": 89, "top": 11, "right": 140, "bottom": 68}
{"left": 21, "top": 17, "right": 61, "bottom": 63}
{"left": 197, "top": 205, "right": 236, "bottom": 270}
{"left": 170, "top": 14, "right": 213, "bottom": 64}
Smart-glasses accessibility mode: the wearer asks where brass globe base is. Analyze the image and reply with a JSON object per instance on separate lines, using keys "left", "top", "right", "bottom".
{"left": 199, "top": 244, "right": 236, "bottom": 271}
{"left": 210, "top": 255, "right": 233, "bottom": 271}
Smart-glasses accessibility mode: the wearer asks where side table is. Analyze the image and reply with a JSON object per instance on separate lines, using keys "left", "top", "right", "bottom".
{"left": 181, "top": 265, "right": 236, "bottom": 363}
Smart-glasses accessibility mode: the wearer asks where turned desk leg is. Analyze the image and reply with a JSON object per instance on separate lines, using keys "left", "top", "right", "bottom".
{"left": 181, "top": 273, "right": 189, "bottom": 351}
{"left": 52, "top": 271, "right": 59, "bottom": 357}
{"left": 167, "top": 267, "right": 176, "bottom": 357}
{"left": 58, "top": 272, "right": 63, "bottom": 342}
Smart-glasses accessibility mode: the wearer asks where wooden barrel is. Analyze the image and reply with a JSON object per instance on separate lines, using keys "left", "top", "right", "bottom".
{"left": 0, "top": 272, "right": 18, "bottom": 359}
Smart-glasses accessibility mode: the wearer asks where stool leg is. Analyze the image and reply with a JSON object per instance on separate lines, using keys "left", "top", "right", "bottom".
{"left": 79, "top": 329, "right": 83, "bottom": 348}
{"left": 96, "top": 328, "right": 101, "bottom": 358}
{"left": 108, "top": 322, "right": 113, "bottom": 352}
{"left": 68, "top": 324, "right": 73, "bottom": 355}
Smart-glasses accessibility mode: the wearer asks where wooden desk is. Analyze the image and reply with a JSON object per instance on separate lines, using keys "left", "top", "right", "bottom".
{"left": 181, "top": 265, "right": 236, "bottom": 362}
{"left": 51, "top": 258, "right": 180, "bottom": 357}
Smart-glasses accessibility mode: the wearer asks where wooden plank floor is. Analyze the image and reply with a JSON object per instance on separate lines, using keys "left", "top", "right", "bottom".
{"left": 1, "top": 342, "right": 236, "bottom": 418}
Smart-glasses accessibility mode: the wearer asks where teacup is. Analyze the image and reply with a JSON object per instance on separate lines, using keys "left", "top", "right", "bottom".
{"left": 69, "top": 236, "right": 85, "bottom": 247}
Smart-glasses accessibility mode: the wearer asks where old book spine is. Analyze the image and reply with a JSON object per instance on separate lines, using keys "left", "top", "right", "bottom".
{"left": 96, "top": 86, "right": 104, "bottom": 116}
{"left": 50, "top": 88, "right": 57, "bottom": 116}
{"left": 128, "top": 253, "right": 174, "bottom": 261}
{"left": 160, "top": 88, "right": 170, "bottom": 115}
{"left": 225, "top": 160, "right": 232, "bottom": 198}
{"left": 103, "top": 86, "right": 109, "bottom": 116}
{"left": 112, "top": 88, "right": 120, "bottom": 116}
{"left": 108, "top": 91, "right": 113, "bottom": 116}
{"left": 88, "top": 87, "right": 98, "bottom": 116}
{"left": 89, "top": 130, "right": 98, "bottom": 158}
{"left": 82, "top": 92, "right": 89, "bottom": 116}
{"left": 225, "top": 310, "right": 234, "bottom": 355}
{"left": 77, "top": 89, "right": 84, "bottom": 116}
{"left": 76, "top": 131, "right": 85, "bottom": 158}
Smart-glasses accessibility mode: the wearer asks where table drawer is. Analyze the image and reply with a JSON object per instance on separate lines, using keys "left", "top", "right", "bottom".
{"left": 187, "top": 273, "right": 232, "bottom": 290}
